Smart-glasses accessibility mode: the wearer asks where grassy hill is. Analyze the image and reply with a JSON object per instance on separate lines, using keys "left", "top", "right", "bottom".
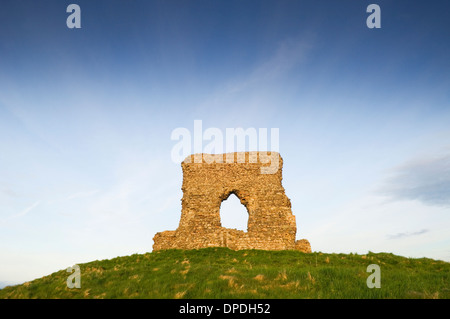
{"left": 1, "top": 248, "right": 449, "bottom": 299}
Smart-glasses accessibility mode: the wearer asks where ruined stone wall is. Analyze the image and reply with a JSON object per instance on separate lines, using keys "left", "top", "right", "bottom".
{"left": 152, "top": 152, "right": 311, "bottom": 252}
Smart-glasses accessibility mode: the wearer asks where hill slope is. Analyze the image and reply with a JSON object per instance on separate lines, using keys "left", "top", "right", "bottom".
{"left": 1, "top": 248, "right": 449, "bottom": 299}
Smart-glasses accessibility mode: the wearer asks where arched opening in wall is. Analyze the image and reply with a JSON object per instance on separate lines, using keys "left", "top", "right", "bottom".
{"left": 220, "top": 193, "right": 249, "bottom": 232}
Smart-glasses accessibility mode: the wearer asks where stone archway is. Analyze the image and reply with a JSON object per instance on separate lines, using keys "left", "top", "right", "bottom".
{"left": 152, "top": 152, "right": 311, "bottom": 252}
{"left": 219, "top": 191, "right": 249, "bottom": 232}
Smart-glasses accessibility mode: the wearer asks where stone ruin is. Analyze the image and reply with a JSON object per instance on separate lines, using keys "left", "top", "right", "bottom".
{"left": 152, "top": 152, "right": 311, "bottom": 252}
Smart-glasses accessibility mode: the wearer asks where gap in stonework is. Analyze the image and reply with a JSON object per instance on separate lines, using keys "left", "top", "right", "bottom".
{"left": 219, "top": 193, "right": 249, "bottom": 232}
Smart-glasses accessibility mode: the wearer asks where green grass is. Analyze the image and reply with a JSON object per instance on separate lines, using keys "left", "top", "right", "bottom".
{"left": 1, "top": 248, "right": 449, "bottom": 299}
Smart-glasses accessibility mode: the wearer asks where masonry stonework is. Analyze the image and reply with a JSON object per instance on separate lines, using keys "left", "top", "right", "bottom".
{"left": 152, "top": 152, "right": 311, "bottom": 252}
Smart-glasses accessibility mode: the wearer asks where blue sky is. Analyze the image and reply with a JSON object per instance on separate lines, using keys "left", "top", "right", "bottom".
{"left": 1, "top": 0, "right": 449, "bottom": 284}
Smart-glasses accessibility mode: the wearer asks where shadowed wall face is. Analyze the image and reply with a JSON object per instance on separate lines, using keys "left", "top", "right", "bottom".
{"left": 153, "top": 152, "right": 311, "bottom": 252}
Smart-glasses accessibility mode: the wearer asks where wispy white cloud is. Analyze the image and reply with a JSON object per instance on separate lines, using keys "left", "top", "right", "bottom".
{"left": 195, "top": 36, "right": 314, "bottom": 121}
{"left": 1, "top": 188, "right": 18, "bottom": 198}
{"left": 387, "top": 229, "right": 429, "bottom": 240}
{"left": 379, "top": 152, "right": 450, "bottom": 207}
{"left": 14, "top": 200, "right": 40, "bottom": 219}
{"left": 225, "top": 37, "right": 312, "bottom": 94}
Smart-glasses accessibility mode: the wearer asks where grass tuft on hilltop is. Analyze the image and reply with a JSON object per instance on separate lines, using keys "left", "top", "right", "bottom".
{"left": 1, "top": 248, "right": 449, "bottom": 299}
